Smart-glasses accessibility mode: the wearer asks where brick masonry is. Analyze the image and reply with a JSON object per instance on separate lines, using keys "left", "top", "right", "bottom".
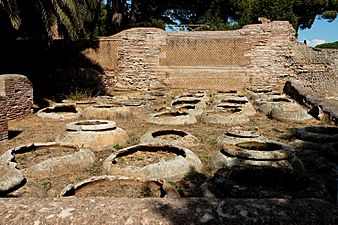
{"left": 0, "top": 95, "right": 8, "bottom": 141}
{"left": 289, "top": 43, "right": 338, "bottom": 98}
{"left": 283, "top": 44, "right": 338, "bottom": 125}
{"left": 0, "top": 74, "right": 33, "bottom": 120}
{"left": 83, "top": 20, "right": 296, "bottom": 92}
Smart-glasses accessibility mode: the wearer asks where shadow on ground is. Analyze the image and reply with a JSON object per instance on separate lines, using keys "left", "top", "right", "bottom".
{"left": 0, "top": 39, "right": 106, "bottom": 101}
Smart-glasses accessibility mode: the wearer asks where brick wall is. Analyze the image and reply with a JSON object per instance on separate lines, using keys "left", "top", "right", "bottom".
{"left": 320, "top": 48, "right": 338, "bottom": 76}
{"left": 83, "top": 28, "right": 167, "bottom": 90}
{"left": 0, "top": 96, "right": 8, "bottom": 141}
{"left": 83, "top": 20, "right": 295, "bottom": 92}
{"left": 289, "top": 43, "right": 338, "bottom": 98}
{"left": 0, "top": 74, "right": 33, "bottom": 120}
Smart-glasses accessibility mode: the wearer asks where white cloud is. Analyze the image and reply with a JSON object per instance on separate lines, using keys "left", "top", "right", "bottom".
{"left": 305, "top": 39, "right": 326, "bottom": 47}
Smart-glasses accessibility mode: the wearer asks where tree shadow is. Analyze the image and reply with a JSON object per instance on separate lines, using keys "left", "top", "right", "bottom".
{"left": 147, "top": 196, "right": 337, "bottom": 224}
{"left": 146, "top": 137, "right": 338, "bottom": 224}
{"left": 288, "top": 125, "right": 338, "bottom": 205}
{"left": 0, "top": 39, "right": 106, "bottom": 102}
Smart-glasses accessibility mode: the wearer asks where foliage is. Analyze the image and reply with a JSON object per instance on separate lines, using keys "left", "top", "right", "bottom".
{"left": 315, "top": 41, "right": 338, "bottom": 48}
{"left": 113, "top": 143, "right": 123, "bottom": 150}
{"left": 321, "top": 10, "right": 337, "bottom": 21}
{"left": 198, "top": 12, "right": 228, "bottom": 31}
{"left": 0, "top": 0, "right": 99, "bottom": 41}
{"left": 1, "top": 0, "right": 338, "bottom": 40}
{"left": 66, "top": 88, "right": 98, "bottom": 101}
{"left": 135, "top": 18, "right": 166, "bottom": 29}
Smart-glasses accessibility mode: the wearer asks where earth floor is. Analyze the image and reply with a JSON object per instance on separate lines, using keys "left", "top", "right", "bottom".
{"left": 0, "top": 90, "right": 336, "bottom": 202}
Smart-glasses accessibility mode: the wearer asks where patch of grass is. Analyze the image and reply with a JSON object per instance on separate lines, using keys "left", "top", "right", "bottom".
{"left": 66, "top": 88, "right": 98, "bottom": 101}
{"left": 41, "top": 181, "right": 52, "bottom": 191}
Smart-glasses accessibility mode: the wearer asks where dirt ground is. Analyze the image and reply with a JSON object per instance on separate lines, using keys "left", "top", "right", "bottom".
{"left": 0, "top": 90, "right": 336, "bottom": 201}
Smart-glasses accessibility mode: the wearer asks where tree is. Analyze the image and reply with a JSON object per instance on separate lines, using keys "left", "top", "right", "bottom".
{"left": 315, "top": 41, "right": 338, "bottom": 48}
{"left": 2, "top": 0, "right": 337, "bottom": 40}
{"left": 0, "top": 0, "right": 99, "bottom": 41}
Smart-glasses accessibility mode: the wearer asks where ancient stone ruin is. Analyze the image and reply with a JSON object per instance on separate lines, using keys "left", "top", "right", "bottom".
{"left": 61, "top": 175, "right": 180, "bottom": 198}
{"left": 213, "top": 140, "right": 299, "bottom": 169}
{"left": 5, "top": 142, "right": 95, "bottom": 178}
{"left": 0, "top": 19, "right": 337, "bottom": 223}
{"left": 0, "top": 96, "right": 8, "bottom": 142}
{"left": 217, "top": 126, "right": 262, "bottom": 145}
{"left": 37, "top": 103, "right": 82, "bottom": 120}
{"left": 148, "top": 110, "right": 197, "bottom": 125}
{"left": 56, "top": 120, "right": 129, "bottom": 150}
{"left": 103, "top": 144, "right": 202, "bottom": 181}
{"left": 140, "top": 129, "right": 199, "bottom": 148}
{"left": 0, "top": 74, "right": 33, "bottom": 120}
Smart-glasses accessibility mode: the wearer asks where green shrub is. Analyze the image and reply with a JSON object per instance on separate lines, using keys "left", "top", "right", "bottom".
{"left": 113, "top": 144, "right": 123, "bottom": 150}
{"left": 315, "top": 41, "right": 338, "bottom": 49}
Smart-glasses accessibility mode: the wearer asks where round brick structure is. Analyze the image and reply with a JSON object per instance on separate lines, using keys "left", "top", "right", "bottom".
{"left": 56, "top": 120, "right": 129, "bottom": 150}
{"left": 148, "top": 110, "right": 197, "bottom": 125}
{"left": 269, "top": 103, "right": 314, "bottom": 122}
{"left": 213, "top": 140, "right": 297, "bottom": 169}
{"left": 140, "top": 129, "right": 199, "bottom": 148}
{"left": 4, "top": 142, "right": 95, "bottom": 178}
{"left": 61, "top": 175, "right": 180, "bottom": 198}
{"left": 103, "top": 144, "right": 202, "bottom": 181}
{"left": 37, "top": 103, "right": 82, "bottom": 120}
{"left": 217, "top": 126, "right": 263, "bottom": 145}
{"left": 0, "top": 151, "right": 26, "bottom": 195}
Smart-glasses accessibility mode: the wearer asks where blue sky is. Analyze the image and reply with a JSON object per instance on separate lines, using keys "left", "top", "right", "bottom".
{"left": 297, "top": 16, "right": 338, "bottom": 47}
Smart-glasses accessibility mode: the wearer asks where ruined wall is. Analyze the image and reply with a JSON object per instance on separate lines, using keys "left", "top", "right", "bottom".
{"left": 282, "top": 44, "right": 338, "bottom": 125}
{"left": 290, "top": 43, "right": 338, "bottom": 98}
{"left": 83, "top": 28, "right": 167, "bottom": 90}
{"left": 0, "top": 74, "right": 33, "bottom": 120}
{"left": 83, "top": 21, "right": 295, "bottom": 91}
{"left": 320, "top": 48, "right": 338, "bottom": 76}
{"left": 0, "top": 96, "right": 8, "bottom": 141}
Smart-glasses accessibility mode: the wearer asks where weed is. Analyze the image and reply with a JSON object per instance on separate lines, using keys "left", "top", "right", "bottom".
{"left": 66, "top": 88, "right": 98, "bottom": 101}
{"left": 41, "top": 181, "right": 52, "bottom": 191}
{"left": 113, "top": 144, "right": 123, "bottom": 150}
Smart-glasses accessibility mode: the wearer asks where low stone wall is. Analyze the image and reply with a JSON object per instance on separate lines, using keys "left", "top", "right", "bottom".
{"left": 283, "top": 43, "right": 338, "bottom": 125}
{"left": 0, "top": 74, "right": 33, "bottom": 120}
{"left": 0, "top": 96, "right": 8, "bottom": 141}
{"left": 0, "top": 197, "right": 336, "bottom": 224}
{"left": 284, "top": 80, "right": 338, "bottom": 125}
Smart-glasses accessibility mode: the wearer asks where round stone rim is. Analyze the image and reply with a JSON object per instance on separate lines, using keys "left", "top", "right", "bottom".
{"left": 66, "top": 120, "right": 117, "bottom": 131}
{"left": 225, "top": 126, "right": 260, "bottom": 138}
{"left": 102, "top": 143, "right": 202, "bottom": 181}
{"left": 140, "top": 129, "right": 199, "bottom": 147}
{"left": 222, "top": 140, "right": 295, "bottom": 160}
{"left": 60, "top": 175, "right": 180, "bottom": 198}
